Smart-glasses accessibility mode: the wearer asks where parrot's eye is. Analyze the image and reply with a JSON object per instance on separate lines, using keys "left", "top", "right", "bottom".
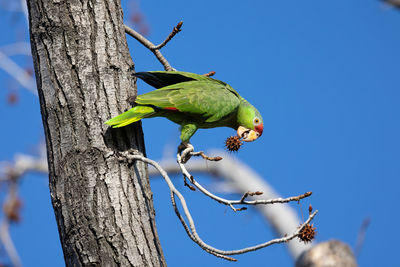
{"left": 253, "top": 117, "right": 260, "bottom": 125}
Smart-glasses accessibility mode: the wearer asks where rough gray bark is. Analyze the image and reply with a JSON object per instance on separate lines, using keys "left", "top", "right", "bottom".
{"left": 27, "top": 0, "right": 166, "bottom": 266}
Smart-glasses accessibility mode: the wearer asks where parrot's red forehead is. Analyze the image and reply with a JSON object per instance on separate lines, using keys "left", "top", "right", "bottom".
{"left": 255, "top": 123, "right": 263, "bottom": 136}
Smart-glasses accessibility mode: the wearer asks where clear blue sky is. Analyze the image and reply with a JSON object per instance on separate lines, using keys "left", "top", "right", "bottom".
{"left": 0, "top": 0, "right": 399, "bottom": 266}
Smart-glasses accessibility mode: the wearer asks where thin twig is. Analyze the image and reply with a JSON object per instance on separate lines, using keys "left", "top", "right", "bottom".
{"left": 355, "top": 217, "right": 371, "bottom": 258}
{"left": 122, "top": 152, "right": 317, "bottom": 261}
{"left": 203, "top": 71, "right": 216, "bottom": 77}
{"left": 123, "top": 153, "right": 235, "bottom": 260}
{"left": 177, "top": 146, "right": 312, "bottom": 211}
{"left": 219, "top": 211, "right": 318, "bottom": 255}
{"left": 179, "top": 144, "right": 223, "bottom": 163}
{"left": 153, "top": 21, "right": 183, "bottom": 50}
{"left": 0, "top": 219, "right": 22, "bottom": 267}
{"left": 190, "top": 151, "right": 222, "bottom": 161}
{"left": 0, "top": 153, "right": 48, "bottom": 179}
{"left": 0, "top": 146, "right": 47, "bottom": 266}
{"left": 0, "top": 180, "right": 22, "bottom": 267}
{"left": 384, "top": 0, "right": 400, "bottom": 8}
{"left": 20, "top": 0, "right": 29, "bottom": 26}
{"left": 240, "top": 191, "right": 263, "bottom": 202}
{"left": 184, "top": 176, "right": 196, "bottom": 191}
{"left": 124, "top": 22, "right": 182, "bottom": 71}
{"left": 147, "top": 152, "right": 313, "bottom": 259}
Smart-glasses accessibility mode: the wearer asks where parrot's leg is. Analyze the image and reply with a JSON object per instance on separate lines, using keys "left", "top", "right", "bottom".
{"left": 180, "top": 123, "right": 198, "bottom": 144}
{"left": 178, "top": 124, "right": 198, "bottom": 163}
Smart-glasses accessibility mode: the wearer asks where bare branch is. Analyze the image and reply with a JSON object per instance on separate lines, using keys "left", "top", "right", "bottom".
{"left": 190, "top": 151, "right": 222, "bottom": 161}
{"left": 355, "top": 217, "right": 371, "bottom": 258}
{"left": 153, "top": 21, "right": 183, "bottom": 50}
{"left": 0, "top": 170, "right": 23, "bottom": 267}
{"left": 219, "top": 211, "right": 317, "bottom": 256}
{"left": 177, "top": 146, "right": 312, "bottom": 211}
{"left": 240, "top": 191, "right": 263, "bottom": 202}
{"left": 124, "top": 22, "right": 181, "bottom": 71}
{"left": 384, "top": 0, "right": 400, "bottom": 9}
{"left": 121, "top": 152, "right": 318, "bottom": 262}
{"left": 20, "top": 0, "right": 29, "bottom": 26}
{"left": 178, "top": 144, "right": 223, "bottom": 163}
{"left": 148, "top": 151, "right": 314, "bottom": 259}
{"left": 0, "top": 148, "right": 47, "bottom": 267}
{"left": 0, "top": 153, "right": 48, "bottom": 180}
{"left": 0, "top": 219, "right": 22, "bottom": 267}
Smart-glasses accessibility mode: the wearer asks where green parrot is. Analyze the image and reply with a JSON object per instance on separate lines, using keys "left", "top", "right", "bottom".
{"left": 105, "top": 71, "right": 263, "bottom": 144}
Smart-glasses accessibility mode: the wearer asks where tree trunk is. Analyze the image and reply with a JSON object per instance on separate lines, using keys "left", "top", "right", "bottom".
{"left": 27, "top": 0, "right": 166, "bottom": 266}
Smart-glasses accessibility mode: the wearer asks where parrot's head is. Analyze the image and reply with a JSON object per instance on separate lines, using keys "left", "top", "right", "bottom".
{"left": 236, "top": 100, "right": 263, "bottom": 142}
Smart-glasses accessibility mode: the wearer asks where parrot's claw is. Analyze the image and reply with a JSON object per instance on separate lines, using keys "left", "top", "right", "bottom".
{"left": 178, "top": 142, "right": 194, "bottom": 164}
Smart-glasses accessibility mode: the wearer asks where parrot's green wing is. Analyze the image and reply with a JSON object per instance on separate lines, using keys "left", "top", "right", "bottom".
{"left": 135, "top": 71, "right": 240, "bottom": 97}
{"left": 136, "top": 80, "right": 240, "bottom": 123}
{"left": 134, "top": 71, "right": 211, "bottom": 89}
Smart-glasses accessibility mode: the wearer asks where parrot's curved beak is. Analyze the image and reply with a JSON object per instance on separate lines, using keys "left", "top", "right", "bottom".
{"left": 237, "top": 126, "right": 260, "bottom": 142}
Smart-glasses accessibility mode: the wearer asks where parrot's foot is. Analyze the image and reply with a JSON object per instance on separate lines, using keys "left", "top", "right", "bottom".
{"left": 178, "top": 142, "right": 223, "bottom": 164}
{"left": 178, "top": 142, "right": 194, "bottom": 164}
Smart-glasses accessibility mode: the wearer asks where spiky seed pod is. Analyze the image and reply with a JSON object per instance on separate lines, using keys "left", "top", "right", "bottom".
{"left": 298, "top": 223, "right": 316, "bottom": 243}
{"left": 225, "top": 136, "right": 243, "bottom": 152}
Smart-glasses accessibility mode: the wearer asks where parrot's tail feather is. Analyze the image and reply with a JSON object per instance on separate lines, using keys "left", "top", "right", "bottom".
{"left": 105, "top": 106, "right": 155, "bottom": 128}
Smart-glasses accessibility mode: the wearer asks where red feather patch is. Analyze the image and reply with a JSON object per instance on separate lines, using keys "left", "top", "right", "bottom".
{"left": 163, "top": 107, "right": 179, "bottom": 111}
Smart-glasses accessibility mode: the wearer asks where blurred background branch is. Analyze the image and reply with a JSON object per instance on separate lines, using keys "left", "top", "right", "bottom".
{"left": 384, "top": 0, "right": 400, "bottom": 9}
